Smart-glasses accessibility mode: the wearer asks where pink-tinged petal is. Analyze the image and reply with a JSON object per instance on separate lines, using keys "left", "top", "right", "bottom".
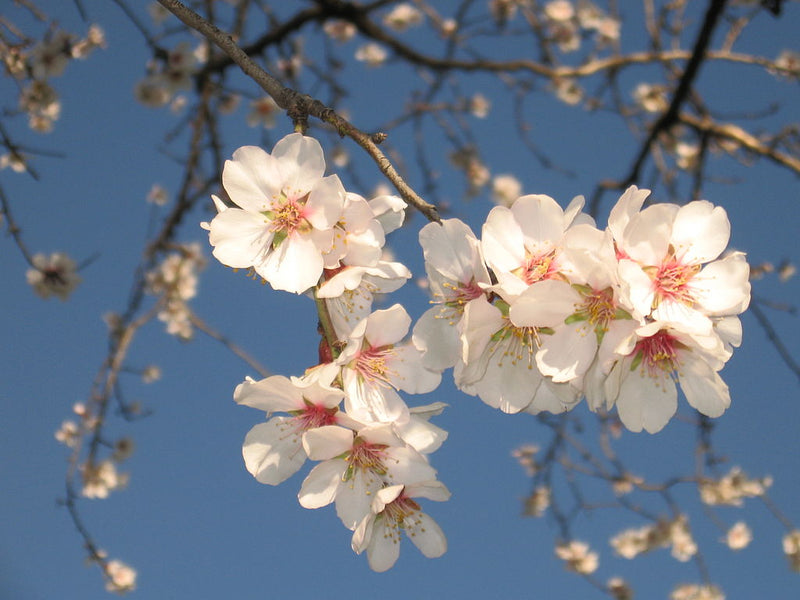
{"left": 509, "top": 280, "right": 580, "bottom": 328}
{"left": 257, "top": 232, "right": 326, "bottom": 293}
{"left": 234, "top": 375, "right": 302, "bottom": 412}
{"left": 680, "top": 360, "right": 730, "bottom": 418}
{"left": 614, "top": 369, "right": 677, "bottom": 433}
{"left": 412, "top": 307, "right": 463, "bottom": 371}
{"left": 408, "top": 513, "right": 447, "bottom": 558}
{"left": 297, "top": 458, "right": 346, "bottom": 508}
{"left": 536, "top": 323, "right": 598, "bottom": 382}
{"left": 482, "top": 206, "right": 526, "bottom": 274}
{"left": 607, "top": 185, "right": 650, "bottom": 242}
{"left": 692, "top": 253, "right": 751, "bottom": 316}
{"left": 306, "top": 174, "right": 346, "bottom": 230}
{"left": 511, "top": 194, "right": 565, "bottom": 251}
{"left": 336, "top": 470, "right": 379, "bottom": 530}
{"left": 387, "top": 344, "right": 442, "bottom": 394}
{"left": 207, "top": 208, "right": 272, "bottom": 268}
{"left": 242, "top": 418, "right": 305, "bottom": 485}
{"left": 294, "top": 376, "right": 345, "bottom": 409}
{"left": 222, "top": 146, "right": 282, "bottom": 212}
{"left": 671, "top": 201, "right": 730, "bottom": 264}
{"left": 651, "top": 301, "right": 712, "bottom": 336}
{"left": 271, "top": 133, "right": 326, "bottom": 194}
{"left": 622, "top": 203, "right": 677, "bottom": 265}
{"left": 301, "top": 425, "right": 353, "bottom": 460}
{"left": 364, "top": 304, "right": 411, "bottom": 347}
{"left": 366, "top": 520, "right": 401, "bottom": 572}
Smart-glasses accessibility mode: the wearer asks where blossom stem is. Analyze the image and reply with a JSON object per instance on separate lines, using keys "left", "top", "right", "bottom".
{"left": 314, "top": 287, "right": 340, "bottom": 362}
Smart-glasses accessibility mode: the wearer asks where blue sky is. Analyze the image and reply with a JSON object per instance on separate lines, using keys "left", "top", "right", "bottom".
{"left": 1, "top": 2, "right": 799, "bottom": 598}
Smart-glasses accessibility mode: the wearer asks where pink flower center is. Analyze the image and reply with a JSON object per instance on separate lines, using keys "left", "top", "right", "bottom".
{"left": 292, "top": 401, "right": 338, "bottom": 431}
{"left": 355, "top": 345, "right": 396, "bottom": 386}
{"left": 518, "top": 249, "right": 559, "bottom": 285}
{"left": 631, "top": 330, "right": 680, "bottom": 376}
{"left": 269, "top": 194, "right": 311, "bottom": 237}
{"left": 347, "top": 438, "right": 389, "bottom": 476}
{"left": 650, "top": 256, "right": 700, "bottom": 308}
{"left": 382, "top": 492, "right": 422, "bottom": 525}
{"left": 578, "top": 286, "right": 617, "bottom": 329}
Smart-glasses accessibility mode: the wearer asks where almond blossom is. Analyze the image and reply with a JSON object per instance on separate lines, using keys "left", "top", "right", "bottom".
{"left": 234, "top": 373, "right": 346, "bottom": 485}
{"left": 26, "top": 252, "right": 81, "bottom": 300}
{"left": 335, "top": 304, "right": 441, "bottom": 424}
{"left": 351, "top": 481, "right": 450, "bottom": 572}
{"left": 203, "top": 133, "right": 346, "bottom": 293}
{"left": 298, "top": 423, "right": 438, "bottom": 529}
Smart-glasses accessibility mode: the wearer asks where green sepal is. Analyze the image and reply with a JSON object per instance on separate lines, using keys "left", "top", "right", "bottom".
{"left": 630, "top": 350, "right": 643, "bottom": 371}
{"left": 565, "top": 312, "right": 588, "bottom": 325}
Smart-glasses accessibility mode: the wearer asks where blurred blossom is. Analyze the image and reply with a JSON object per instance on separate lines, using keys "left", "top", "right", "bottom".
{"left": 633, "top": 82, "right": 668, "bottom": 113}
{"left": 491, "top": 174, "right": 522, "bottom": 207}
{"left": 112, "top": 438, "right": 135, "bottom": 462}
{"left": 607, "top": 577, "right": 633, "bottom": 600}
{"left": 27, "top": 252, "right": 81, "bottom": 300}
{"left": 699, "top": 467, "right": 772, "bottom": 506}
{"left": 469, "top": 93, "right": 491, "bottom": 118}
{"left": 512, "top": 444, "right": 540, "bottom": 475}
{"left": 545, "top": 0, "right": 575, "bottom": 21}
{"left": 218, "top": 92, "right": 241, "bottom": 114}
{"left": 148, "top": 2, "right": 171, "bottom": 25}
{"left": 724, "top": 521, "right": 752, "bottom": 550}
{"left": 29, "top": 30, "right": 73, "bottom": 79}
{"left": 141, "top": 365, "right": 162, "bottom": 383}
{"left": 20, "top": 81, "right": 61, "bottom": 132}
{"left": 383, "top": 3, "right": 424, "bottom": 31}
{"left": 670, "top": 584, "right": 725, "bottom": 600}
{"left": 774, "top": 50, "right": 800, "bottom": 78}
{"left": 0, "top": 152, "right": 26, "bottom": 173}
{"left": 323, "top": 20, "right": 356, "bottom": 43}
{"left": 555, "top": 540, "right": 599, "bottom": 574}
{"left": 55, "top": 420, "right": 80, "bottom": 448}
{"left": 331, "top": 145, "right": 350, "bottom": 167}
{"left": 105, "top": 559, "right": 137, "bottom": 594}
{"left": 146, "top": 243, "right": 206, "bottom": 339}
{"left": 82, "top": 460, "right": 129, "bottom": 499}
{"left": 524, "top": 486, "right": 551, "bottom": 517}
{"left": 490, "top": 0, "right": 519, "bottom": 24}
{"left": 146, "top": 184, "right": 169, "bottom": 206}
{"left": 246, "top": 96, "right": 280, "bottom": 128}
{"left": 783, "top": 530, "right": 800, "bottom": 572}
{"left": 553, "top": 78, "right": 583, "bottom": 104}
{"left": 355, "top": 43, "right": 388, "bottom": 67}
{"left": 777, "top": 260, "right": 796, "bottom": 282}
{"left": 72, "top": 25, "right": 106, "bottom": 59}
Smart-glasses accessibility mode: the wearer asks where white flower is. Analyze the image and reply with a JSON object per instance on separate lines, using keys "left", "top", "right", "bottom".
{"left": 323, "top": 20, "right": 356, "bottom": 43}
{"left": 545, "top": 0, "right": 575, "bottom": 22}
{"left": 235, "top": 373, "right": 345, "bottom": 485}
{"left": 26, "top": 252, "right": 81, "bottom": 300}
{"left": 670, "top": 584, "right": 725, "bottom": 600}
{"left": 352, "top": 481, "right": 450, "bottom": 571}
{"left": 29, "top": 30, "right": 73, "bottom": 79}
{"left": 698, "top": 466, "right": 771, "bottom": 506}
{"left": 203, "top": 133, "right": 346, "bottom": 294}
{"left": 469, "top": 93, "right": 491, "bottom": 118}
{"left": 482, "top": 193, "right": 588, "bottom": 301}
{"left": 604, "top": 321, "right": 732, "bottom": 433}
{"left": 335, "top": 304, "right": 441, "bottom": 424}
{"left": 413, "top": 219, "right": 491, "bottom": 370}
{"left": 299, "top": 424, "right": 437, "bottom": 529}
{"left": 82, "top": 460, "right": 128, "bottom": 499}
{"left": 105, "top": 559, "right": 137, "bottom": 594}
{"left": 555, "top": 540, "right": 599, "bottom": 574}
{"left": 724, "top": 521, "right": 752, "bottom": 550}
{"left": 324, "top": 192, "right": 386, "bottom": 269}
{"left": 609, "top": 188, "right": 751, "bottom": 336}
{"left": 633, "top": 82, "right": 668, "bottom": 113}
{"left": 146, "top": 183, "right": 169, "bottom": 206}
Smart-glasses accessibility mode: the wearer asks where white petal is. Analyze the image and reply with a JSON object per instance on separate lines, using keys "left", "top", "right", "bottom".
{"left": 419, "top": 219, "right": 488, "bottom": 284}
{"left": 257, "top": 232, "right": 326, "bottom": 293}
{"left": 234, "top": 375, "right": 301, "bottom": 412}
{"left": 692, "top": 253, "right": 751, "bottom": 316}
{"left": 223, "top": 146, "right": 282, "bottom": 212}
{"left": 394, "top": 417, "right": 448, "bottom": 454}
{"left": 407, "top": 512, "right": 447, "bottom": 558}
{"left": 302, "top": 425, "right": 353, "bottom": 460}
{"left": 536, "top": 323, "right": 597, "bottom": 382}
{"left": 388, "top": 344, "right": 442, "bottom": 393}
{"left": 615, "top": 370, "right": 677, "bottom": 433}
{"left": 336, "top": 469, "right": 379, "bottom": 529}
{"left": 366, "top": 519, "right": 401, "bottom": 572}
{"left": 207, "top": 208, "right": 271, "bottom": 268}
{"left": 298, "top": 459, "right": 346, "bottom": 508}
{"left": 511, "top": 194, "right": 565, "bottom": 251}
{"left": 509, "top": 280, "right": 580, "bottom": 328}
{"left": 482, "top": 206, "right": 526, "bottom": 275}
{"left": 271, "top": 133, "right": 326, "bottom": 194}
{"left": 242, "top": 418, "right": 306, "bottom": 485}
{"left": 412, "top": 306, "right": 463, "bottom": 371}
{"left": 680, "top": 359, "right": 730, "bottom": 418}
{"left": 364, "top": 304, "right": 411, "bottom": 347}
{"left": 622, "top": 203, "right": 677, "bottom": 265}
{"left": 306, "top": 174, "right": 346, "bottom": 230}
{"left": 671, "top": 201, "right": 730, "bottom": 264}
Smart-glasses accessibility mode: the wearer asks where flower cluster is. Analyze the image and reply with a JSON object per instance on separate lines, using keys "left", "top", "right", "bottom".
{"left": 208, "top": 133, "right": 448, "bottom": 571}
{"left": 207, "top": 132, "right": 751, "bottom": 572}
{"left": 414, "top": 185, "right": 750, "bottom": 433}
